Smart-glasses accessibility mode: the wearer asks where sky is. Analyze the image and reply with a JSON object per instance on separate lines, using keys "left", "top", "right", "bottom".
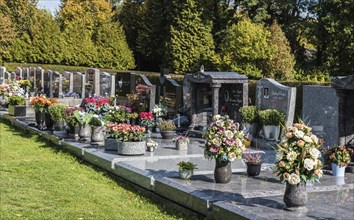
{"left": 37, "top": 0, "right": 61, "bottom": 15}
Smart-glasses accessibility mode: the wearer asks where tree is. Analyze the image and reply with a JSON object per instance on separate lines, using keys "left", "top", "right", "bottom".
{"left": 263, "top": 21, "right": 295, "bottom": 80}
{"left": 167, "top": 0, "right": 216, "bottom": 74}
{"left": 0, "top": 3, "right": 16, "bottom": 64}
{"left": 218, "top": 18, "right": 274, "bottom": 78}
{"left": 316, "top": 0, "right": 354, "bottom": 76}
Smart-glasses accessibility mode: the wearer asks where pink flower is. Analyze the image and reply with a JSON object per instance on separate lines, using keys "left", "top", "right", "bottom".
{"left": 210, "top": 146, "right": 220, "bottom": 153}
{"left": 225, "top": 139, "right": 235, "bottom": 146}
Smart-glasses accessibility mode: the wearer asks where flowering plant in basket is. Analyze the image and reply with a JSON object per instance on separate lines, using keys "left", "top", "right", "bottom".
{"left": 139, "top": 112, "right": 155, "bottom": 128}
{"left": 30, "top": 95, "right": 58, "bottom": 112}
{"left": 106, "top": 123, "right": 146, "bottom": 142}
{"left": 322, "top": 146, "right": 352, "bottom": 168}
{"left": 274, "top": 122, "right": 323, "bottom": 185}
{"left": 204, "top": 114, "right": 245, "bottom": 162}
{"left": 84, "top": 96, "right": 110, "bottom": 115}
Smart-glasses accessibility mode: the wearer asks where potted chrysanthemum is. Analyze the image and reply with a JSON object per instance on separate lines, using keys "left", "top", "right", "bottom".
{"left": 274, "top": 121, "right": 323, "bottom": 210}
{"left": 204, "top": 114, "right": 245, "bottom": 183}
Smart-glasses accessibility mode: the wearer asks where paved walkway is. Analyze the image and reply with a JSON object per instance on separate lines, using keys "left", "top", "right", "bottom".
{"left": 1, "top": 112, "right": 353, "bottom": 220}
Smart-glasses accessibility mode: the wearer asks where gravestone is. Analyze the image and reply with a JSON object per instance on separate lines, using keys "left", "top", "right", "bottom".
{"left": 256, "top": 78, "right": 296, "bottom": 127}
{"left": 156, "top": 71, "right": 183, "bottom": 117}
{"left": 16, "top": 67, "right": 23, "bottom": 79}
{"left": 184, "top": 70, "right": 248, "bottom": 130}
{"left": 115, "top": 72, "right": 135, "bottom": 97}
{"left": 24, "top": 68, "right": 30, "bottom": 80}
{"left": 302, "top": 86, "right": 338, "bottom": 147}
{"left": 62, "top": 71, "right": 73, "bottom": 96}
{"left": 85, "top": 68, "right": 100, "bottom": 97}
{"left": 49, "top": 71, "right": 63, "bottom": 98}
{"left": 73, "top": 72, "right": 86, "bottom": 98}
{"left": 0, "top": 66, "right": 5, "bottom": 84}
{"left": 332, "top": 75, "right": 354, "bottom": 145}
{"left": 133, "top": 73, "right": 156, "bottom": 112}
{"left": 35, "top": 67, "right": 44, "bottom": 93}
{"left": 43, "top": 70, "right": 51, "bottom": 97}
{"left": 100, "top": 72, "right": 115, "bottom": 97}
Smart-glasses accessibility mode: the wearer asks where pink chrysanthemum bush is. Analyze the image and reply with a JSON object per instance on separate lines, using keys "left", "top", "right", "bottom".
{"left": 204, "top": 114, "right": 245, "bottom": 162}
{"left": 274, "top": 121, "right": 324, "bottom": 185}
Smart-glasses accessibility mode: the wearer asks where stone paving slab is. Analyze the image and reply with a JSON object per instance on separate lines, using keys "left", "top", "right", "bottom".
{"left": 1, "top": 112, "right": 354, "bottom": 220}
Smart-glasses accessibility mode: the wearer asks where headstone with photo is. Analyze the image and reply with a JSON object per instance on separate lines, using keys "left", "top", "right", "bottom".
{"left": 184, "top": 69, "right": 248, "bottom": 131}
{"left": 256, "top": 78, "right": 296, "bottom": 127}
{"left": 85, "top": 68, "right": 100, "bottom": 97}
{"left": 302, "top": 86, "right": 338, "bottom": 147}
{"left": 332, "top": 74, "right": 354, "bottom": 146}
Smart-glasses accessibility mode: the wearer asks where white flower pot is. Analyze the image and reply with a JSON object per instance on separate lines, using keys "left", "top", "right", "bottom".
{"left": 332, "top": 163, "right": 346, "bottom": 177}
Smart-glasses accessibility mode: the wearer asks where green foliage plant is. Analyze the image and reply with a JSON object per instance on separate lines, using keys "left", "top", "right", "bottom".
{"left": 239, "top": 105, "right": 258, "bottom": 124}
{"left": 48, "top": 104, "right": 68, "bottom": 121}
{"left": 258, "top": 109, "right": 285, "bottom": 126}
{"left": 177, "top": 161, "right": 198, "bottom": 171}
{"left": 8, "top": 95, "right": 25, "bottom": 105}
{"left": 73, "top": 110, "right": 93, "bottom": 126}
{"left": 157, "top": 120, "right": 176, "bottom": 131}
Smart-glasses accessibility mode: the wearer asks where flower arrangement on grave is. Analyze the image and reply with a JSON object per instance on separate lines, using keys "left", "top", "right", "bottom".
{"left": 126, "top": 92, "right": 148, "bottom": 113}
{"left": 48, "top": 104, "right": 68, "bottom": 121}
{"left": 274, "top": 122, "right": 323, "bottom": 185}
{"left": 157, "top": 120, "right": 176, "bottom": 131}
{"left": 146, "top": 139, "right": 158, "bottom": 148}
{"left": 84, "top": 96, "right": 110, "bottom": 115}
{"left": 8, "top": 95, "right": 25, "bottom": 105}
{"left": 322, "top": 146, "right": 352, "bottom": 168}
{"left": 0, "top": 80, "right": 25, "bottom": 99}
{"left": 106, "top": 123, "right": 146, "bottom": 142}
{"left": 139, "top": 112, "right": 155, "bottom": 129}
{"left": 64, "top": 107, "right": 84, "bottom": 127}
{"left": 104, "top": 105, "right": 133, "bottom": 123}
{"left": 30, "top": 95, "right": 58, "bottom": 112}
{"left": 204, "top": 114, "right": 245, "bottom": 162}
{"left": 73, "top": 110, "right": 94, "bottom": 126}
{"left": 152, "top": 103, "right": 167, "bottom": 117}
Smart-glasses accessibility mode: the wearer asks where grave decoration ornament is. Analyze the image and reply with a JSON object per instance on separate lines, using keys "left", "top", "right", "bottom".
{"left": 274, "top": 121, "right": 323, "bottom": 210}
{"left": 204, "top": 114, "right": 245, "bottom": 183}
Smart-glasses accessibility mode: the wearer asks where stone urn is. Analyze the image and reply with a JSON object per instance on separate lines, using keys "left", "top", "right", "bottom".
{"left": 214, "top": 159, "right": 232, "bottom": 183}
{"left": 35, "top": 110, "right": 45, "bottom": 130}
{"left": 104, "top": 138, "right": 120, "bottom": 151}
{"left": 283, "top": 182, "right": 308, "bottom": 210}
{"left": 246, "top": 163, "right": 262, "bottom": 177}
{"left": 117, "top": 141, "right": 146, "bottom": 155}
{"left": 91, "top": 125, "right": 105, "bottom": 142}
{"left": 160, "top": 131, "right": 176, "bottom": 139}
{"left": 8, "top": 105, "right": 26, "bottom": 117}
{"left": 78, "top": 124, "right": 92, "bottom": 141}
{"left": 179, "top": 170, "right": 193, "bottom": 180}
{"left": 44, "top": 112, "right": 54, "bottom": 130}
{"left": 176, "top": 141, "right": 188, "bottom": 151}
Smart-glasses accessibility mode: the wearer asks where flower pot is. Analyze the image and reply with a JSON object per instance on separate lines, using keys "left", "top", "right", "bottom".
{"left": 91, "top": 126, "right": 105, "bottom": 142}
{"left": 263, "top": 125, "right": 280, "bottom": 141}
{"left": 283, "top": 182, "right": 308, "bottom": 210}
{"left": 214, "top": 160, "right": 232, "bottom": 183}
{"left": 8, "top": 105, "right": 26, "bottom": 116}
{"left": 44, "top": 112, "right": 54, "bottom": 130}
{"left": 176, "top": 141, "right": 188, "bottom": 151}
{"left": 35, "top": 110, "right": 45, "bottom": 130}
{"left": 117, "top": 141, "right": 146, "bottom": 155}
{"left": 179, "top": 170, "right": 193, "bottom": 180}
{"left": 332, "top": 163, "right": 346, "bottom": 177}
{"left": 160, "top": 131, "right": 176, "bottom": 139}
{"left": 146, "top": 146, "right": 155, "bottom": 152}
{"left": 78, "top": 124, "right": 92, "bottom": 141}
{"left": 53, "top": 120, "right": 66, "bottom": 131}
{"left": 104, "top": 138, "right": 120, "bottom": 151}
{"left": 246, "top": 163, "right": 262, "bottom": 177}
{"left": 68, "top": 125, "right": 79, "bottom": 138}
{"left": 243, "top": 123, "right": 259, "bottom": 137}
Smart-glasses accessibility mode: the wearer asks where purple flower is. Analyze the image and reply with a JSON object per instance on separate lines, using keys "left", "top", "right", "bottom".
{"left": 225, "top": 139, "right": 235, "bottom": 146}
{"left": 210, "top": 145, "right": 220, "bottom": 153}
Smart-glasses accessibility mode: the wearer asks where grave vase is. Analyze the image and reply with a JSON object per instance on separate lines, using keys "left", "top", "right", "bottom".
{"left": 53, "top": 120, "right": 66, "bottom": 131}
{"left": 68, "top": 124, "right": 79, "bottom": 138}
{"left": 91, "top": 126, "right": 105, "bottom": 142}
{"left": 176, "top": 141, "right": 188, "bottom": 151}
{"left": 78, "top": 124, "right": 92, "bottom": 141}
{"left": 44, "top": 112, "right": 54, "bottom": 130}
{"left": 246, "top": 163, "right": 262, "bottom": 177}
{"left": 263, "top": 125, "right": 280, "bottom": 141}
{"left": 117, "top": 141, "right": 146, "bottom": 155}
{"left": 179, "top": 170, "right": 193, "bottom": 180}
{"left": 283, "top": 182, "right": 308, "bottom": 210}
{"left": 35, "top": 110, "right": 45, "bottom": 130}
{"left": 214, "top": 160, "right": 232, "bottom": 183}
{"left": 160, "top": 131, "right": 176, "bottom": 139}
{"left": 331, "top": 163, "right": 346, "bottom": 177}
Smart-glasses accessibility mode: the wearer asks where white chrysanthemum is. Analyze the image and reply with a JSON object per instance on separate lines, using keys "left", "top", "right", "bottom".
{"left": 304, "top": 158, "right": 315, "bottom": 171}
{"left": 287, "top": 151, "right": 297, "bottom": 161}
{"left": 303, "top": 135, "right": 313, "bottom": 143}
{"left": 288, "top": 173, "right": 301, "bottom": 185}
{"left": 235, "top": 138, "right": 243, "bottom": 147}
{"left": 213, "top": 114, "right": 221, "bottom": 122}
{"left": 276, "top": 151, "right": 284, "bottom": 161}
{"left": 224, "top": 130, "right": 233, "bottom": 139}
{"left": 311, "top": 134, "right": 319, "bottom": 144}
{"left": 212, "top": 138, "right": 222, "bottom": 146}
{"left": 216, "top": 120, "right": 224, "bottom": 127}
{"left": 294, "top": 130, "right": 304, "bottom": 138}
{"left": 228, "top": 152, "right": 236, "bottom": 161}
{"left": 309, "top": 148, "right": 321, "bottom": 159}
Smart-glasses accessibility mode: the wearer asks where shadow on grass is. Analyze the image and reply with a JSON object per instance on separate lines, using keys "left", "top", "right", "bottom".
{"left": 0, "top": 118, "right": 203, "bottom": 219}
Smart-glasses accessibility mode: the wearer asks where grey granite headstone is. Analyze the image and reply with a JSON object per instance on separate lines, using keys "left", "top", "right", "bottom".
{"left": 100, "top": 72, "right": 115, "bottom": 97}
{"left": 63, "top": 71, "right": 74, "bottom": 95}
{"left": 157, "top": 72, "right": 183, "bottom": 116}
{"left": 43, "top": 70, "right": 51, "bottom": 97}
{"left": 16, "top": 67, "right": 23, "bottom": 79}
{"left": 133, "top": 73, "right": 156, "bottom": 112}
{"left": 73, "top": 72, "right": 86, "bottom": 98}
{"left": 256, "top": 78, "right": 296, "bottom": 127}
{"left": 0, "top": 66, "right": 5, "bottom": 84}
{"left": 302, "top": 86, "right": 338, "bottom": 147}
{"left": 115, "top": 72, "right": 135, "bottom": 97}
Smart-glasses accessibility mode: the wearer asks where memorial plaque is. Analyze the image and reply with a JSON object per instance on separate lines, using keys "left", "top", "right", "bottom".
{"left": 303, "top": 86, "right": 338, "bottom": 146}
{"left": 256, "top": 78, "right": 296, "bottom": 127}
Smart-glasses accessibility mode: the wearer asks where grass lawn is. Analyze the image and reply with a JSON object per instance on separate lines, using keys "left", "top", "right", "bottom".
{"left": 0, "top": 120, "right": 198, "bottom": 219}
